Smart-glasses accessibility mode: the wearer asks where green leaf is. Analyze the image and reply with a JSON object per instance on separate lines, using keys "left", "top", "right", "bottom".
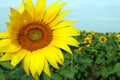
{"left": 0, "top": 61, "right": 13, "bottom": 69}
{"left": 79, "top": 57, "right": 92, "bottom": 66}
{"left": 59, "top": 69, "right": 75, "bottom": 79}
{"left": 43, "top": 72, "right": 51, "bottom": 80}
{"left": 20, "top": 75, "right": 33, "bottom": 80}
{"left": 52, "top": 73, "right": 62, "bottom": 80}
{"left": 0, "top": 69, "right": 6, "bottom": 80}
{"left": 112, "top": 63, "right": 120, "bottom": 73}
{"left": 101, "top": 67, "right": 112, "bottom": 78}
{"left": 117, "top": 72, "right": 120, "bottom": 77}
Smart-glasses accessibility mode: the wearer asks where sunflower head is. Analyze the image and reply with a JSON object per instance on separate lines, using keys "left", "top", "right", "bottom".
{"left": 81, "top": 30, "right": 86, "bottom": 36}
{"left": 116, "top": 34, "right": 120, "bottom": 38}
{"left": 87, "top": 34, "right": 92, "bottom": 39}
{"left": 84, "top": 37, "right": 92, "bottom": 44}
{"left": 0, "top": 0, "right": 80, "bottom": 79}
{"left": 90, "top": 30, "right": 95, "bottom": 36}
{"left": 90, "top": 50, "right": 97, "bottom": 54}
{"left": 17, "top": 23, "right": 52, "bottom": 51}
{"left": 99, "top": 36, "right": 107, "bottom": 43}
{"left": 116, "top": 34, "right": 120, "bottom": 42}
{"left": 76, "top": 47, "right": 84, "bottom": 51}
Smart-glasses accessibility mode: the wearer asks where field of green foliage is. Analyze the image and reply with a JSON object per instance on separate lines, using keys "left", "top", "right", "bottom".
{"left": 0, "top": 30, "right": 120, "bottom": 80}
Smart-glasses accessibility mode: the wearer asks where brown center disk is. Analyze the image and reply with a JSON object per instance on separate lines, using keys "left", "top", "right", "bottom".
{"left": 18, "top": 23, "right": 52, "bottom": 51}
{"left": 101, "top": 38, "right": 105, "bottom": 42}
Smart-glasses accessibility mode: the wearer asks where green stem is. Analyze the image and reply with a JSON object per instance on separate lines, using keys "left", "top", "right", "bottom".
{"left": 71, "top": 55, "right": 73, "bottom": 69}
{"left": 115, "top": 38, "right": 120, "bottom": 48}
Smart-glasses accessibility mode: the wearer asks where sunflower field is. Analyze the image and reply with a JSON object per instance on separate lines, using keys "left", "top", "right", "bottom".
{"left": 0, "top": 30, "right": 120, "bottom": 80}
{"left": 0, "top": 0, "right": 120, "bottom": 80}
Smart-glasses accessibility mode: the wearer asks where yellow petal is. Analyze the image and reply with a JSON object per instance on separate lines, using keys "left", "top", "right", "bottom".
{"left": 0, "top": 43, "right": 21, "bottom": 52}
{"left": 22, "top": 51, "right": 31, "bottom": 76}
{"left": 11, "top": 49, "right": 27, "bottom": 67}
{"left": 53, "top": 36, "right": 79, "bottom": 47}
{"left": 51, "top": 40, "right": 72, "bottom": 54}
{"left": 0, "top": 39, "right": 10, "bottom": 48}
{"left": 0, "top": 32, "right": 9, "bottom": 38}
{"left": 43, "top": 0, "right": 60, "bottom": 22}
{"left": 42, "top": 46, "right": 59, "bottom": 69}
{"left": 43, "top": 59, "right": 51, "bottom": 76}
{"left": 49, "top": 10, "right": 71, "bottom": 27}
{"left": 43, "top": 0, "right": 66, "bottom": 23}
{"left": 26, "top": 0, "right": 34, "bottom": 20}
{"left": 46, "top": 2, "right": 66, "bottom": 23}
{"left": 33, "top": 73, "right": 39, "bottom": 80}
{"left": 0, "top": 39, "right": 21, "bottom": 52}
{"left": 29, "top": 53, "right": 37, "bottom": 77}
{"left": 29, "top": 51, "right": 44, "bottom": 78}
{"left": 48, "top": 45, "right": 63, "bottom": 65}
{"left": 0, "top": 53, "right": 15, "bottom": 61}
{"left": 53, "top": 26, "right": 80, "bottom": 37}
{"left": 54, "top": 47, "right": 64, "bottom": 62}
{"left": 7, "top": 22, "right": 18, "bottom": 41}
{"left": 6, "top": 8, "right": 24, "bottom": 39}
{"left": 32, "top": 50, "right": 45, "bottom": 75}
{"left": 22, "top": 9, "right": 32, "bottom": 24}
{"left": 51, "top": 20, "right": 76, "bottom": 30}
{"left": 9, "top": 8, "right": 24, "bottom": 31}
{"left": 35, "top": 0, "right": 46, "bottom": 22}
{"left": 18, "top": 0, "right": 24, "bottom": 13}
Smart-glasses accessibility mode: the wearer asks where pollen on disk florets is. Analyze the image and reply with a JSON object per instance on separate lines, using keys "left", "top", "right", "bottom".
{"left": 28, "top": 28, "right": 43, "bottom": 41}
{"left": 18, "top": 23, "right": 52, "bottom": 51}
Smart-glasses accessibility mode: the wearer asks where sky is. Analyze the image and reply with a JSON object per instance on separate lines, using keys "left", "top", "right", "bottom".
{"left": 0, "top": 0, "right": 120, "bottom": 33}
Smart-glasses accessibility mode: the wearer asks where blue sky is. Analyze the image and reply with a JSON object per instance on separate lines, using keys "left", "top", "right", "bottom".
{"left": 0, "top": 0, "right": 120, "bottom": 33}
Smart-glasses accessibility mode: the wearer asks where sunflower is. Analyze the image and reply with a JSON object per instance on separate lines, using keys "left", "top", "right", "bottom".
{"left": 77, "top": 47, "right": 84, "bottom": 51}
{"left": 116, "top": 34, "right": 120, "bottom": 42}
{"left": 0, "top": 0, "right": 80, "bottom": 79}
{"left": 99, "top": 36, "right": 107, "bottom": 43}
{"left": 90, "top": 50, "right": 97, "bottom": 54}
{"left": 87, "top": 34, "right": 92, "bottom": 39}
{"left": 81, "top": 30, "right": 86, "bottom": 36}
{"left": 116, "top": 34, "right": 120, "bottom": 38}
{"left": 0, "top": 32, "right": 8, "bottom": 39}
{"left": 84, "top": 37, "right": 92, "bottom": 44}
{"left": 90, "top": 30, "right": 95, "bottom": 36}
